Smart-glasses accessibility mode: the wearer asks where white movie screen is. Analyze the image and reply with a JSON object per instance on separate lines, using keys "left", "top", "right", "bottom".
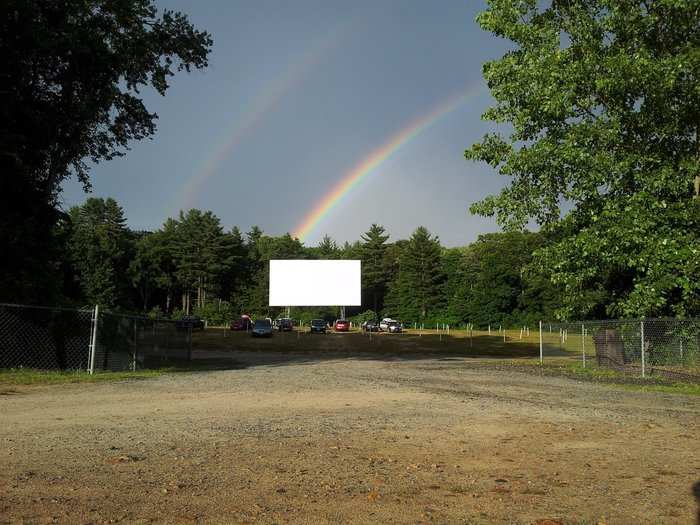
{"left": 269, "top": 259, "right": 361, "bottom": 306}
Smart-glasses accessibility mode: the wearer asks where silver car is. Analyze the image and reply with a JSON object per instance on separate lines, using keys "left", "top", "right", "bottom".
{"left": 387, "top": 321, "right": 402, "bottom": 333}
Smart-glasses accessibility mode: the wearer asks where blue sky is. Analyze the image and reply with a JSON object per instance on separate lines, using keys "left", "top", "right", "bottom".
{"left": 61, "top": 0, "right": 513, "bottom": 247}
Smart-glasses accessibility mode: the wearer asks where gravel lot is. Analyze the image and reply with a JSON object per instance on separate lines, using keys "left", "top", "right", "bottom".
{"left": 2, "top": 348, "right": 700, "bottom": 524}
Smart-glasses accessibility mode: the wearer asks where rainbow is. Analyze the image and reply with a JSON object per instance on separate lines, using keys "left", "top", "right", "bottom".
{"left": 178, "top": 20, "right": 354, "bottom": 210}
{"left": 293, "top": 87, "right": 479, "bottom": 241}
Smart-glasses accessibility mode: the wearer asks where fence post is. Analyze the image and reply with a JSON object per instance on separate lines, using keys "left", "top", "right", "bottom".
{"left": 187, "top": 325, "right": 192, "bottom": 363}
{"left": 88, "top": 304, "right": 99, "bottom": 374}
{"left": 539, "top": 320, "right": 543, "bottom": 364}
{"left": 581, "top": 323, "right": 586, "bottom": 368}
{"left": 640, "top": 319, "right": 645, "bottom": 378}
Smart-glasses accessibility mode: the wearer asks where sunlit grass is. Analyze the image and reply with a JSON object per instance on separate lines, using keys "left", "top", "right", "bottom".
{"left": 499, "top": 359, "right": 700, "bottom": 396}
{"left": 0, "top": 368, "right": 169, "bottom": 385}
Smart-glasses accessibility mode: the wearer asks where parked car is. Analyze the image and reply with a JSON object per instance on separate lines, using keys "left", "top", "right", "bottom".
{"left": 276, "top": 318, "right": 294, "bottom": 332}
{"left": 379, "top": 318, "right": 396, "bottom": 331}
{"left": 334, "top": 319, "right": 350, "bottom": 332}
{"left": 230, "top": 315, "right": 253, "bottom": 331}
{"left": 251, "top": 318, "right": 273, "bottom": 337}
{"left": 363, "top": 320, "right": 380, "bottom": 332}
{"left": 386, "top": 321, "right": 402, "bottom": 333}
{"left": 309, "top": 319, "right": 327, "bottom": 334}
{"left": 176, "top": 315, "right": 205, "bottom": 331}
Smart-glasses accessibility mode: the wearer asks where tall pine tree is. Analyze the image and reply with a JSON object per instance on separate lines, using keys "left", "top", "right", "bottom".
{"left": 68, "top": 198, "right": 132, "bottom": 308}
{"left": 385, "top": 227, "right": 444, "bottom": 321}
{"left": 360, "top": 224, "right": 389, "bottom": 313}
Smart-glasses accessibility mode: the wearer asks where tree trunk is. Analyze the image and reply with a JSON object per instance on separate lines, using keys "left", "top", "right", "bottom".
{"left": 695, "top": 124, "right": 699, "bottom": 198}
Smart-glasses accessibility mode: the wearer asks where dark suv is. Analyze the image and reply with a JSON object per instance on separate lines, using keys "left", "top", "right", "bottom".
{"left": 309, "top": 319, "right": 327, "bottom": 334}
{"left": 176, "top": 315, "right": 205, "bottom": 331}
{"left": 252, "top": 319, "right": 273, "bottom": 337}
{"left": 276, "top": 318, "right": 294, "bottom": 332}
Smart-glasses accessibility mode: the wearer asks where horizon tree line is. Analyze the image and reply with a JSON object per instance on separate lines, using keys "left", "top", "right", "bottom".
{"left": 17, "top": 196, "right": 571, "bottom": 327}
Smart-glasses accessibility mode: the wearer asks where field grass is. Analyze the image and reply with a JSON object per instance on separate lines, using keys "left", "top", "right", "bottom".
{"left": 194, "top": 328, "right": 700, "bottom": 395}
{"left": 5, "top": 326, "right": 697, "bottom": 395}
{"left": 0, "top": 368, "right": 170, "bottom": 386}
{"left": 196, "top": 326, "right": 547, "bottom": 358}
{"left": 497, "top": 359, "right": 700, "bottom": 396}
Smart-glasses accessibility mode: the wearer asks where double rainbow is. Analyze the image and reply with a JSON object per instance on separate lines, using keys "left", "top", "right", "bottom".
{"left": 293, "top": 86, "right": 479, "bottom": 242}
{"left": 178, "top": 20, "right": 354, "bottom": 210}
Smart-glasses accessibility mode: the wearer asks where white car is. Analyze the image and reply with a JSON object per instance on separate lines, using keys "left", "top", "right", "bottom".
{"left": 379, "top": 318, "right": 396, "bottom": 331}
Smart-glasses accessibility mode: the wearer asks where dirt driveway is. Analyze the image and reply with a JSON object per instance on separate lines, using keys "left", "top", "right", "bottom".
{"left": 1, "top": 351, "right": 699, "bottom": 524}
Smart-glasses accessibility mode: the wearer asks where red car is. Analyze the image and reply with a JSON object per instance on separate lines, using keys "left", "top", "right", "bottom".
{"left": 230, "top": 315, "right": 253, "bottom": 331}
{"left": 334, "top": 319, "right": 350, "bottom": 332}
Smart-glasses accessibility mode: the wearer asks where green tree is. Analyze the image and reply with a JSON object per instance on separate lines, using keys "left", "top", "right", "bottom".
{"left": 238, "top": 232, "right": 306, "bottom": 315}
{"left": 466, "top": 1, "right": 700, "bottom": 318}
{"left": 1, "top": 0, "right": 211, "bottom": 303}
{"left": 68, "top": 198, "right": 132, "bottom": 308}
{"left": 171, "top": 210, "right": 234, "bottom": 314}
{"left": 129, "top": 230, "right": 176, "bottom": 312}
{"left": 217, "top": 226, "right": 249, "bottom": 304}
{"left": 459, "top": 232, "right": 561, "bottom": 327}
{"left": 360, "top": 224, "right": 390, "bottom": 313}
{"left": 441, "top": 247, "right": 471, "bottom": 325}
{"left": 341, "top": 240, "right": 362, "bottom": 259}
{"left": 385, "top": 227, "right": 444, "bottom": 321}
{"left": 315, "top": 235, "right": 341, "bottom": 259}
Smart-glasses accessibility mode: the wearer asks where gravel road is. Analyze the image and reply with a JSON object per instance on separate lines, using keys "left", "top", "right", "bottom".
{"left": 2, "top": 350, "right": 699, "bottom": 524}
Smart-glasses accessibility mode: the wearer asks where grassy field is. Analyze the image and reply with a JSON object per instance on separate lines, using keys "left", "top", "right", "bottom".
{"left": 3, "top": 326, "right": 697, "bottom": 395}
{"left": 192, "top": 327, "right": 700, "bottom": 395}
{"left": 0, "top": 368, "right": 170, "bottom": 386}
{"left": 196, "top": 326, "right": 548, "bottom": 357}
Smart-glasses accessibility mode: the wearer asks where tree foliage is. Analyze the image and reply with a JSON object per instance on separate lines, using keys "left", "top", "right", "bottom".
{"left": 360, "top": 224, "right": 390, "bottom": 313}
{"left": 68, "top": 198, "right": 132, "bottom": 308}
{"left": 45, "top": 197, "right": 564, "bottom": 326}
{"left": 0, "top": 0, "right": 212, "bottom": 303}
{"left": 466, "top": 0, "right": 700, "bottom": 318}
{"left": 384, "top": 227, "right": 445, "bottom": 321}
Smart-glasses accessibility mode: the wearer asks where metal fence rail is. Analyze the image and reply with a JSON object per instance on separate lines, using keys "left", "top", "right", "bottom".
{"left": 0, "top": 303, "right": 191, "bottom": 372}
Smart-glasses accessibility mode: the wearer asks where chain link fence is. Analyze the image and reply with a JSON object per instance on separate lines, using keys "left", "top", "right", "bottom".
{"left": 0, "top": 303, "right": 191, "bottom": 372}
{"left": 540, "top": 318, "right": 700, "bottom": 381}
{"left": 0, "top": 303, "right": 93, "bottom": 370}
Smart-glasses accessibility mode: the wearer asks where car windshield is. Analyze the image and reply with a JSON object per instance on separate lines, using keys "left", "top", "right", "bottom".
{"left": 337, "top": 319, "right": 347, "bottom": 323}
{"left": 311, "top": 319, "right": 325, "bottom": 326}
{"left": 254, "top": 320, "right": 270, "bottom": 328}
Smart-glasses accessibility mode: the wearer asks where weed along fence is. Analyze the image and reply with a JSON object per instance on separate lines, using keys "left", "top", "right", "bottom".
{"left": 0, "top": 303, "right": 192, "bottom": 373}
{"left": 540, "top": 318, "right": 700, "bottom": 382}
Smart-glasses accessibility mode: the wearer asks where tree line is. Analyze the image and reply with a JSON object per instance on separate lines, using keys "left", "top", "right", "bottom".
{"left": 17, "top": 196, "right": 567, "bottom": 327}
{"left": 6, "top": 193, "right": 700, "bottom": 325}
